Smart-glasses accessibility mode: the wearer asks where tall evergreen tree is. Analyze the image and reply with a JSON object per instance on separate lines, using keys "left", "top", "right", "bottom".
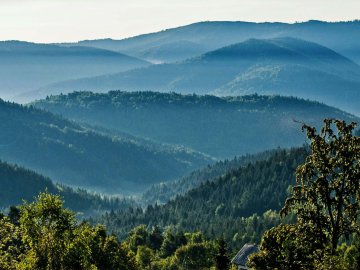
{"left": 215, "top": 236, "right": 230, "bottom": 270}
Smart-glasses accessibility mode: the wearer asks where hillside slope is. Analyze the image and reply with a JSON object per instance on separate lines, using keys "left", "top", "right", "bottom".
{"left": 0, "top": 99, "right": 211, "bottom": 193}
{"left": 0, "top": 160, "right": 132, "bottom": 215}
{"left": 0, "top": 41, "right": 150, "bottom": 101}
{"left": 38, "top": 38, "right": 360, "bottom": 114}
{"left": 141, "top": 149, "right": 282, "bottom": 205}
{"left": 33, "top": 91, "right": 359, "bottom": 158}
{"left": 99, "top": 147, "right": 308, "bottom": 249}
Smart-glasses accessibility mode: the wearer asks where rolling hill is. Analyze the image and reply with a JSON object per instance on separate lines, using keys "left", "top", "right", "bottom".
{"left": 0, "top": 160, "right": 133, "bottom": 215}
{"left": 0, "top": 41, "right": 150, "bottom": 101}
{"left": 32, "top": 91, "right": 359, "bottom": 158}
{"left": 36, "top": 38, "right": 360, "bottom": 114}
{"left": 61, "top": 20, "right": 360, "bottom": 64}
{"left": 0, "top": 99, "right": 211, "bottom": 193}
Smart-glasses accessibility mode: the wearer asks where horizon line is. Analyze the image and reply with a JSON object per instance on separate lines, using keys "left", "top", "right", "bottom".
{"left": 1, "top": 19, "right": 359, "bottom": 44}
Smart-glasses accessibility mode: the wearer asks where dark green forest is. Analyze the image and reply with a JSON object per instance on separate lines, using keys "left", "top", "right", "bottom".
{"left": 96, "top": 147, "right": 307, "bottom": 250}
{"left": 1, "top": 119, "right": 359, "bottom": 270}
{"left": 141, "top": 148, "right": 283, "bottom": 205}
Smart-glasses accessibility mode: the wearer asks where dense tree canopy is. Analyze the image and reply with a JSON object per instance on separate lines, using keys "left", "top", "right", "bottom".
{"left": 97, "top": 147, "right": 305, "bottom": 250}
{"left": 141, "top": 148, "right": 280, "bottom": 205}
{"left": 283, "top": 120, "right": 360, "bottom": 252}
{"left": 249, "top": 119, "right": 360, "bottom": 269}
{"left": 0, "top": 192, "right": 139, "bottom": 270}
{"left": 0, "top": 193, "right": 234, "bottom": 270}
{"left": 124, "top": 225, "right": 219, "bottom": 270}
{"left": 214, "top": 237, "right": 230, "bottom": 270}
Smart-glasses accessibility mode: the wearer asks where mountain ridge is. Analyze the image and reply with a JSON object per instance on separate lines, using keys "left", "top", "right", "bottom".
{"left": 0, "top": 98, "right": 211, "bottom": 193}
{"left": 33, "top": 91, "right": 359, "bottom": 158}
{"left": 33, "top": 37, "right": 360, "bottom": 114}
{"left": 0, "top": 41, "right": 151, "bottom": 101}
{"left": 59, "top": 20, "right": 360, "bottom": 64}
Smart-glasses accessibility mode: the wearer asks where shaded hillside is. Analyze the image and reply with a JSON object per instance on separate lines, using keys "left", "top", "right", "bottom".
{"left": 0, "top": 160, "right": 133, "bottom": 215}
{"left": 62, "top": 20, "right": 360, "bottom": 64}
{"left": 33, "top": 91, "right": 359, "bottom": 158}
{"left": 98, "top": 147, "right": 308, "bottom": 249}
{"left": 0, "top": 41, "right": 150, "bottom": 101}
{"left": 38, "top": 38, "right": 360, "bottom": 114}
{"left": 0, "top": 99, "right": 211, "bottom": 193}
{"left": 141, "top": 149, "right": 281, "bottom": 205}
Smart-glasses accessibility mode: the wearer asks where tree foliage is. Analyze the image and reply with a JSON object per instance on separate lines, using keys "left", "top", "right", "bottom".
{"left": 282, "top": 119, "right": 360, "bottom": 252}
{"left": 0, "top": 216, "right": 22, "bottom": 270}
{"left": 98, "top": 147, "right": 305, "bottom": 250}
{"left": 215, "top": 236, "right": 230, "bottom": 270}
{"left": 119, "top": 225, "right": 228, "bottom": 270}
{"left": 0, "top": 192, "right": 138, "bottom": 270}
{"left": 249, "top": 119, "right": 360, "bottom": 269}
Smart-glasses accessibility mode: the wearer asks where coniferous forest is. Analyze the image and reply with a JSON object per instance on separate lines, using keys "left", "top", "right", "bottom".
{"left": 1, "top": 120, "right": 359, "bottom": 269}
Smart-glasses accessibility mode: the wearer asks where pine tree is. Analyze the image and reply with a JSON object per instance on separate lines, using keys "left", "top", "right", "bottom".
{"left": 215, "top": 236, "right": 230, "bottom": 270}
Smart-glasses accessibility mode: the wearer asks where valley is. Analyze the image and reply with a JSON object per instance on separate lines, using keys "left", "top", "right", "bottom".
{"left": 1, "top": 17, "right": 360, "bottom": 270}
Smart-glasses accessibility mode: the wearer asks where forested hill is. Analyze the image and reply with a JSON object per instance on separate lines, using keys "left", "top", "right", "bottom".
{"left": 0, "top": 160, "right": 133, "bottom": 214}
{"left": 35, "top": 37, "right": 360, "bottom": 115}
{"left": 0, "top": 99, "right": 211, "bottom": 193}
{"left": 98, "top": 147, "right": 308, "bottom": 249}
{"left": 33, "top": 91, "right": 359, "bottom": 158}
{"left": 141, "top": 149, "right": 281, "bottom": 205}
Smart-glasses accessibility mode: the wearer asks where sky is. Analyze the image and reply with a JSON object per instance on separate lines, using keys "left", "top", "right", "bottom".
{"left": 0, "top": 0, "right": 359, "bottom": 43}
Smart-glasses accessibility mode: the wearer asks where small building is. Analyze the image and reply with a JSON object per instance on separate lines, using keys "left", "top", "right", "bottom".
{"left": 231, "top": 243, "right": 259, "bottom": 270}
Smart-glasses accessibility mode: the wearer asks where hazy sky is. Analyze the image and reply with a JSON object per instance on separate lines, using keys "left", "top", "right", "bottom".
{"left": 0, "top": 0, "right": 359, "bottom": 43}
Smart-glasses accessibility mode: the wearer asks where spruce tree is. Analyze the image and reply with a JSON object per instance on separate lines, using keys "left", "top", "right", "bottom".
{"left": 215, "top": 236, "right": 230, "bottom": 270}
